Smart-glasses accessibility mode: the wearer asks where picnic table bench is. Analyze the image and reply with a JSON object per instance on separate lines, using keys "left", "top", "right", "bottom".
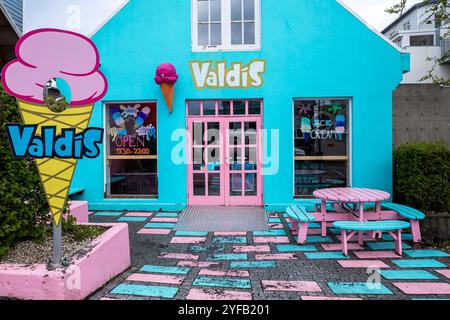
{"left": 286, "top": 205, "right": 316, "bottom": 244}
{"left": 333, "top": 220, "right": 411, "bottom": 256}
{"left": 382, "top": 203, "right": 425, "bottom": 242}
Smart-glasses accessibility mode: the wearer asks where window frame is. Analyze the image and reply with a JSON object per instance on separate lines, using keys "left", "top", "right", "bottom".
{"left": 292, "top": 98, "right": 353, "bottom": 199}
{"left": 103, "top": 101, "right": 159, "bottom": 199}
{"left": 191, "top": 0, "right": 262, "bottom": 52}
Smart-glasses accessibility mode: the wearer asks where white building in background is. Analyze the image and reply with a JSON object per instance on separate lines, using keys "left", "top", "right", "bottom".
{"left": 382, "top": 1, "right": 450, "bottom": 84}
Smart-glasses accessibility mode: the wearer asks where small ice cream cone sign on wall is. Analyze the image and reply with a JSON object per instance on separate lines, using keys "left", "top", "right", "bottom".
{"left": 2, "top": 29, "right": 108, "bottom": 227}
{"left": 154, "top": 63, "right": 178, "bottom": 113}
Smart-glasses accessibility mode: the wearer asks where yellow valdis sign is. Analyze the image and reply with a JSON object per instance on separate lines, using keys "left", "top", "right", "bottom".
{"left": 189, "top": 60, "right": 266, "bottom": 89}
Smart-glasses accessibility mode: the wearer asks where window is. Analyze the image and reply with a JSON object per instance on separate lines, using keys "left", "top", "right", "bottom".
{"left": 410, "top": 35, "right": 434, "bottom": 47}
{"left": 293, "top": 99, "right": 350, "bottom": 198}
{"left": 192, "top": 0, "right": 261, "bottom": 51}
{"left": 105, "top": 102, "right": 158, "bottom": 197}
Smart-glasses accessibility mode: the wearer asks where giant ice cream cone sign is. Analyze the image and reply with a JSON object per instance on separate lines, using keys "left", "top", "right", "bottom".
{"left": 154, "top": 63, "right": 178, "bottom": 113}
{"left": 2, "top": 29, "right": 108, "bottom": 226}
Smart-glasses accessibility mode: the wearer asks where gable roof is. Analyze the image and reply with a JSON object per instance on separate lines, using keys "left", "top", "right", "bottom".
{"left": 336, "top": 0, "right": 406, "bottom": 53}
{"left": 382, "top": 0, "right": 437, "bottom": 34}
{"left": 0, "top": 0, "right": 22, "bottom": 35}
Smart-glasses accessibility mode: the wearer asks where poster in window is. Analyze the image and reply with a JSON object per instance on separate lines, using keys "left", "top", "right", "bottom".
{"left": 107, "top": 103, "right": 157, "bottom": 156}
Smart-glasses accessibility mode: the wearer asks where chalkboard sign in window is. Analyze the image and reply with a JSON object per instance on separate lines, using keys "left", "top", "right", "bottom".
{"left": 105, "top": 102, "right": 158, "bottom": 197}
{"left": 293, "top": 99, "right": 350, "bottom": 198}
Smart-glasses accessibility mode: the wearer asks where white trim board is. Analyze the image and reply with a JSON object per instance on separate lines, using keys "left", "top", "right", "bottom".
{"left": 336, "top": 0, "right": 407, "bottom": 54}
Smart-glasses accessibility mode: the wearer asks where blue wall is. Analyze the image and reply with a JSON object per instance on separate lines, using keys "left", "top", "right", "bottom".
{"left": 71, "top": 0, "right": 407, "bottom": 211}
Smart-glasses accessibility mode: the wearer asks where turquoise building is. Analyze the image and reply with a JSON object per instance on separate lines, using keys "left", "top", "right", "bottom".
{"left": 71, "top": 0, "right": 410, "bottom": 212}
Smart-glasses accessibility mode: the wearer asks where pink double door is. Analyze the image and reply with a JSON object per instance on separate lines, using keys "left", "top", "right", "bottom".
{"left": 187, "top": 117, "right": 263, "bottom": 206}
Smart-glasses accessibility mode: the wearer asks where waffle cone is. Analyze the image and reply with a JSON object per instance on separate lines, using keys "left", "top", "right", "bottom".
{"left": 17, "top": 100, "right": 94, "bottom": 226}
{"left": 160, "top": 83, "right": 174, "bottom": 113}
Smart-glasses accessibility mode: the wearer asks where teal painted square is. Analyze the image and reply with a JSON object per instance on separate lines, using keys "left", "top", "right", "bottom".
{"left": 193, "top": 276, "right": 251, "bottom": 289}
{"left": 309, "top": 223, "right": 321, "bottom": 229}
{"left": 379, "top": 270, "right": 438, "bottom": 280}
{"left": 208, "top": 253, "right": 248, "bottom": 261}
{"left": 175, "top": 231, "right": 208, "bottom": 237}
{"left": 366, "top": 241, "right": 411, "bottom": 250}
{"left": 328, "top": 282, "right": 393, "bottom": 295}
{"left": 268, "top": 218, "right": 282, "bottom": 223}
{"left": 212, "top": 237, "right": 247, "bottom": 244}
{"left": 392, "top": 259, "right": 447, "bottom": 268}
{"left": 118, "top": 217, "right": 147, "bottom": 222}
{"left": 404, "top": 250, "right": 450, "bottom": 258}
{"left": 140, "top": 265, "right": 190, "bottom": 275}
{"left": 253, "top": 230, "right": 286, "bottom": 236}
{"left": 145, "top": 222, "right": 176, "bottom": 229}
{"left": 156, "top": 213, "right": 178, "bottom": 218}
{"left": 306, "top": 236, "right": 332, "bottom": 243}
{"left": 276, "top": 244, "right": 317, "bottom": 252}
{"left": 230, "top": 261, "right": 277, "bottom": 269}
{"left": 111, "top": 284, "right": 178, "bottom": 298}
{"left": 95, "top": 211, "right": 123, "bottom": 217}
{"left": 189, "top": 245, "right": 225, "bottom": 253}
{"left": 382, "top": 233, "right": 413, "bottom": 241}
{"left": 305, "top": 252, "right": 349, "bottom": 260}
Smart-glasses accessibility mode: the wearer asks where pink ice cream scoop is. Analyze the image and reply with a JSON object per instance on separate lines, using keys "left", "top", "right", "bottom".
{"left": 1, "top": 28, "right": 108, "bottom": 106}
{"left": 154, "top": 63, "right": 178, "bottom": 85}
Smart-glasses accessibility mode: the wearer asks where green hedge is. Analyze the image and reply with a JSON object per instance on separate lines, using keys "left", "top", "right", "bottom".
{"left": 393, "top": 142, "right": 450, "bottom": 213}
{"left": 0, "top": 85, "right": 50, "bottom": 257}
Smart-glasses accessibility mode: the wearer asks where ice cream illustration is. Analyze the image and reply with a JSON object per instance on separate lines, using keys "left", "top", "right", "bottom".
{"left": 1, "top": 29, "right": 108, "bottom": 225}
{"left": 335, "top": 115, "right": 346, "bottom": 141}
{"left": 154, "top": 63, "right": 178, "bottom": 113}
{"left": 300, "top": 117, "right": 312, "bottom": 141}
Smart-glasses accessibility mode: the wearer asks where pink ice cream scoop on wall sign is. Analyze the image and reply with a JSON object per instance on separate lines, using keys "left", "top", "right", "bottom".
{"left": 154, "top": 63, "right": 178, "bottom": 113}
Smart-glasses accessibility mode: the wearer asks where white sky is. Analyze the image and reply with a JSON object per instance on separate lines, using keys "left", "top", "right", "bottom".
{"left": 23, "top": 0, "right": 424, "bottom": 35}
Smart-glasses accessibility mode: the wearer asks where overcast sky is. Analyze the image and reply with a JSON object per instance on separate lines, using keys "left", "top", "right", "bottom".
{"left": 23, "top": 0, "right": 423, "bottom": 35}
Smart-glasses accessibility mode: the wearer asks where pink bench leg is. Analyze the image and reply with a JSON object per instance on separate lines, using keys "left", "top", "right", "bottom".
{"left": 395, "top": 230, "right": 403, "bottom": 255}
{"left": 321, "top": 222, "right": 327, "bottom": 237}
{"left": 297, "top": 222, "right": 308, "bottom": 244}
{"left": 410, "top": 220, "right": 422, "bottom": 243}
{"left": 289, "top": 218, "right": 299, "bottom": 232}
{"left": 341, "top": 230, "right": 348, "bottom": 256}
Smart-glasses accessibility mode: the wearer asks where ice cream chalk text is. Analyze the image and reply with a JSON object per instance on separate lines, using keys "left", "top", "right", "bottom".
{"left": 6, "top": 125, "right": 103, "bottom": 159}
{"left": 189, "top": 60, "right": 266, "bottom": 89}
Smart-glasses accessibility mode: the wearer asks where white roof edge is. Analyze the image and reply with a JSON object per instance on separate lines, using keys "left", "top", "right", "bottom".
{"left": 88, "top": 0, "right": 130, "bottom": 38}
{"left": 336, "top": 0, "right": 408, "bottom": 54}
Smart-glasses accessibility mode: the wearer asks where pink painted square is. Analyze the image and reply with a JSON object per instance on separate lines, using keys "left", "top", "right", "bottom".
{"left": 253, "top": 236, "right": 290, "bottom": 244}
{"left": 151, "top": 217, "right": 178, "bottom": 223}
{"left": 436, "top": 269, "right": 450, "bottom": 279}
{"left": 262, "top": 280, "right": 322, "bottom": 292}
{"left": 125, "top": 212, "right": 153, "bottom": 217}
{"left": 353, "top": 251, "right": 401, "bottom": 259}
{"left": 301, "top": 296, "right": 362, "bottom": 301}
{"left": 321, "top": 243, "right": 363, "bottom": 251}
{"left": 394, "top": 282, "right": 450, "bottom": 295}
{"left": 158, "top": 252, "right": 199, "bottom": 260}
{"left": 337, "top": 260, "right": 390, "bottom": 268}
{"left": 187, "top": 288, "right": 252, "bottom": 300}
{"left": 126, "top": 273, "right": 185, "bottom": 285}
{"left": 137, "top": 228, "right": 171, "bottom": 235}
{"left": 177, "top": 261, "right": 219, "bottom": 268}
{"left": 255, "top": 253, "right": 297, "bottom": 260}
{"left": 198, "top": 269, "right": 250, "bottom": 277}
{"left": 268, "top": 223, "right": 284, "bottom": 229}
{"left": 231, "top": 245, "right": 271, "bottom": 253}
{"left": 170, "top": 237, "right": 206, "bottom": 244}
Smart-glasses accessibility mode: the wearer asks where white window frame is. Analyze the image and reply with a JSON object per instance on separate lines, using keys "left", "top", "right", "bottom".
{"left": 191, "top": 0, "right": 262, "bottom": 52}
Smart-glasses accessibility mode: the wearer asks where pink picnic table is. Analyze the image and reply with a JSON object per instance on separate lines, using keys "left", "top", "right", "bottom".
{"left": 312, "top": 188, "right": 391, "bottom": 238}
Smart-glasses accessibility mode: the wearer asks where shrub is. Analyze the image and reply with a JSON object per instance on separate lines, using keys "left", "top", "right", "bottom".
{"left": 0, "top": 85, "right": 51, "bottom": 257}
{"left": 393, "top": 142, "right": 450, "bottom": 213}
